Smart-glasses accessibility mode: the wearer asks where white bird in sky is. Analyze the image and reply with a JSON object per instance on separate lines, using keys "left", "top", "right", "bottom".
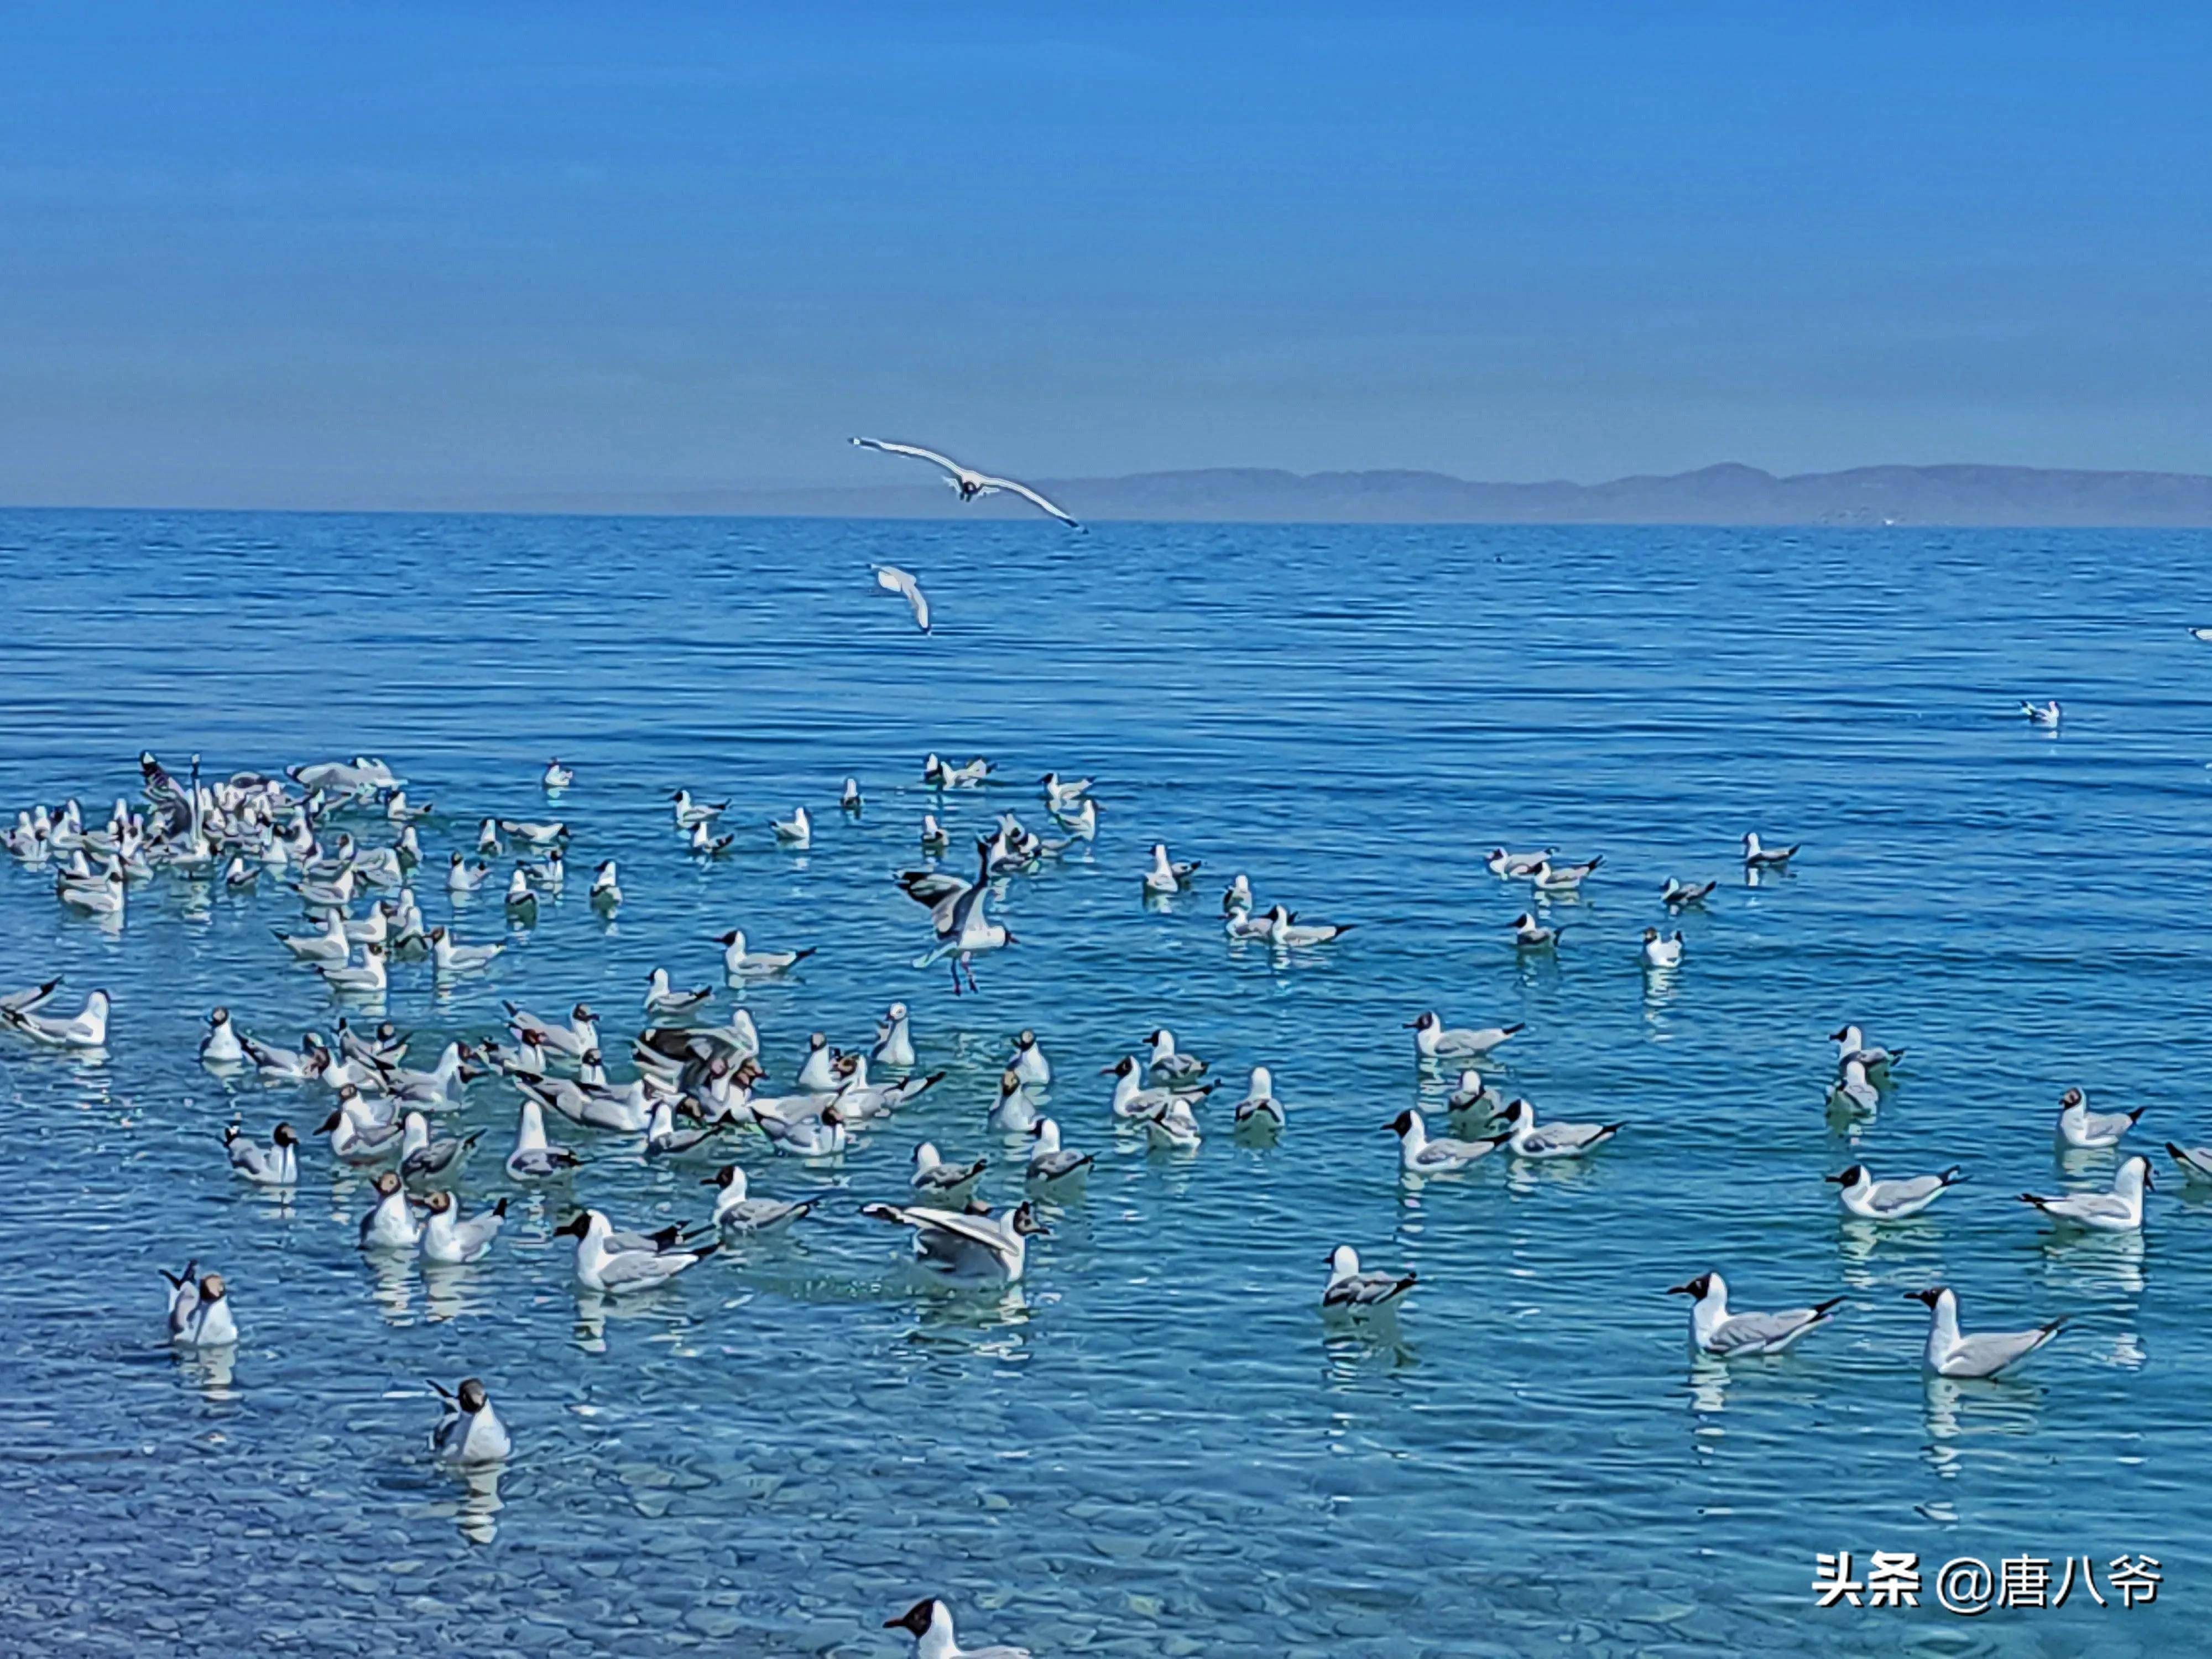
{"left": 870, "top": 563, "right": 932, "bottom": 633}
{"left": 851, "top": 437, "right": 1084, "bottom": 530}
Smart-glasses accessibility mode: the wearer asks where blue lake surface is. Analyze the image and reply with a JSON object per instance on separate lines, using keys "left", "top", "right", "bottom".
{"left": 2, "top": 508, "right": 2210, "bottom": 1657}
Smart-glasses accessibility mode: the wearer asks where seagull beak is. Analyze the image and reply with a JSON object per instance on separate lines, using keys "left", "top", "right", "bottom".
{"left": 1665, "top": 1281, "right": 1697, "bottom": 1296}
{"left": 1822, "top": 1171, "right": 1848, "bottom": 1183}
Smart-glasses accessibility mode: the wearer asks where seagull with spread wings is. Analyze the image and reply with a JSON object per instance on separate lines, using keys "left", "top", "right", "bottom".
{"left": 850, "top": 437, "right": 1084, "bottom": 530}
{"left": 869, "top": 563, "right": 931, "bottom": 632}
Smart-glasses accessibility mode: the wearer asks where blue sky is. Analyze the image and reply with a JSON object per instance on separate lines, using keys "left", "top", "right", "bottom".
{"left": 2, "top": 3, "right": 2207, "bottom": 507}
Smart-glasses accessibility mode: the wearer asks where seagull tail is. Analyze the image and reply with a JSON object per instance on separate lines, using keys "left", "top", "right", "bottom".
{"left": 2018, "top": 1193, "right": 2050, "bottom": 1211}
{"left": 1939, "top": 1165, "right": 1967, "bottom": 1185}
{"left": 1810, "top": 1296, "right": 1846, "bottom": 1319}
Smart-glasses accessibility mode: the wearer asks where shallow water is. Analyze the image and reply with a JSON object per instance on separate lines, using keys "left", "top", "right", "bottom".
{"left": 1, "top": 509, "right": 2209, "bottom": 1657}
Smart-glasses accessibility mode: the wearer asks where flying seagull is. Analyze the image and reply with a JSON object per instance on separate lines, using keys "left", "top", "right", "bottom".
{"left": 850, "top": 437, "right": 1084, "bottom": 530}
{"left": 870, "top": 564, "right": 931, "bottom": 633}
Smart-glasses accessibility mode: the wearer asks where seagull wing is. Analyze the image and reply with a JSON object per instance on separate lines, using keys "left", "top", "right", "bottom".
{"left": 973, "top": 473, "right": 1082, "bottom": 529}
{"left": 852, "top": 437, "right": 967, "bottom": 476}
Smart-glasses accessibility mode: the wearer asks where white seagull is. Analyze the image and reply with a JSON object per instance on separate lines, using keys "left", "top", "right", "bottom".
{"left": 164, "top": 1263, "right": 237, "bottom": 1349}
{"left": 870, "top": 563, "right": 932, "bottom": 632}
{"left": 1386, "top": 1108, "right": 1506, "bottom": 1175}
{"left": 1321, "top": 1244, "right": 1416, "bottom": 1314}
{"left": 2019, "top": 1155, "right": 2152, "bottom": 1233}
{"left": 1827, "top": 1162, "right": 1965, "bottom": 1220}
{"left": 429, "top": 1377, "right": 512, "bottom": 1465}
{"left": 2020, "top": 698, "right": 2062, "bottom": 727}
{"left": 1668, "top": 1271, "right": 1841, "bottom": 1358}
{"left": 883, "top": 1598, "right": 1031, "bottom": 1659}
{"left": 862, "top": 1199, "right": 1049, "bottom": 1283}
{"left": 852, "top": 437, "right": 1083, "bottom": 530}
{"left": 1407, "top": 1010, "right": 1522, "bottom": 1063}
{"left": 1907, "top": 1287, "right": 2062, "bottom": 1379}
{"left": 2056, "top": 1086, "right": 2141, "bottom": 1150}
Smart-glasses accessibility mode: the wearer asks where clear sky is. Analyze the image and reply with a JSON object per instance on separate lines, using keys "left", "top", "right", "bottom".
{"left": 3, "top": 2, "right": 2208, "bottom": 509}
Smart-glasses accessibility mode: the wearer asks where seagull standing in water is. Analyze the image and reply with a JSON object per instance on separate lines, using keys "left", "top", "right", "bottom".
{"left": 870, "top": 564, "right": 932, "bottom": 633}
{"left": 901, "top": 837, "right": 1015, "bottom": 993}
{"left": 851, "top": 437, "right": 1084, "bottom": 530}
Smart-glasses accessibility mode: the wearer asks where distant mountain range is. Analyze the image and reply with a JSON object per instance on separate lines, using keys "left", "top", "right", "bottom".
{"left": 609, "top": 462, "right": 2212, "bottom": 527}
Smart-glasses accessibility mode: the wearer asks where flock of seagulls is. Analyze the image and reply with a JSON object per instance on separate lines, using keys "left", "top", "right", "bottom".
{"left": 7, "top": 632, "right": 2204, "bottom": 1651}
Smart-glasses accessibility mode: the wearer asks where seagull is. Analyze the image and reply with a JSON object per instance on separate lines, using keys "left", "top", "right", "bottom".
{"left": 419, "top": 1191, "right": 507, "bottom": 1264}
{"left": 1009, "top": 1029, "right": 1051, "bottom": 1087}
{"left": 1141, "top": 1094, "right": 1203, "bottom": 1152}
{"left": 398, "top": 1110, "right": 478, "bottom": 1188}
{"left": 988, "top": 1068, "right": 1040, "bottom": 1136}
{"left": 873, "top": 1002, "right": 916, "bottom": 1068}
{"left": 2192, "top": 627, "right": 2212, "bottom": 643}
{"left": 1041, "top": 772, "right": 1092, "bottom": 813}
{"left": 1143, "top": 842, "right": 1199, "bottom": 895}
{"left": 1640, "top": 927, "right": 1684, "bottom": 968}
{"left": 429, "top": 926, "right": 504, "bottom": 977}
{"left": 918, "top": 813, "right": 951, "bottom": 852}
{"left": 318, "top": 942, "right": 389, "bottom": 996}
{"left": 504, "top": 1095, "right": 580, "bottom": 1180}
{"left": 1529, "top": 856, "right": 1601, "bottom": 893}
{"left": 883, "top": 1597, "right": 1032, "bottom": 1659}
{"left": 688, "top": 818, "right": 735, "bottom": 857}
{"left": 1103, "top": 1055, "right": 1212, "bottom": 1119}
{"left": 1025, "top": 1117, "right": 1093, "bottom": 1187}
{"left": 1233, "top": 1067, "right": 1287, "bottom": 1130}
{"left": 502, "top": 867, "right": 537, "bottom": 921}
{"left": 1907, "top": 1287, "right": 2062, "bottom": 1379}
{"left": 163, "top": 1264, "right": 237, "bottom": 1349}
{"left": 1221, "top": 873, "right": 1254, "bottom": 916}
{"left": 1661, "top": 877, "right": 1717, "bottom": 908}
{"left": 717, "top": 928, "right": 813, "bottom": 978}
{"left": 2056, "top": 1086, "right": 2141, "bottom": 1149}
{"left": 862, "top": 1199, "right": 1050, "bottom": 1282}
{"left": 1145, "top": 1027, "right": 1208, "bottom": 1084}
{"left": 644, "top": 967, "right": 713, "bottom": 1015}
{"left": 841, "top": 777, "right": 864, "bottom": 814}
{"left": 358, "top": 1171, "right": 422, "bottom": 1251}
{"left": 429, "top": 1377, "right": 511, "bottom": 1465}
{"left": 1513, "top": 912, "right": 1563, "bottom": 949}
{"left": 1445, "top": 1069, "right": 1503, "bottom": 1117}
{"left": 644, "top": 1095, "right": 728, "bottom": 1159}
{"left": 2020, "top": 699, "right": 2062, "bottom": 727}
{"left": 1486, "top": 847, "right": 1553, "bottom": 877}
{"left": 2, "top": 987, "right": 110, "bottom": 1047}
{"left": 2167, "top": 1141, "right": 2212, "bottom": 1184}
{"left": 755, "top": 1100, "right": 849, "bottom": 1158}
{"left": 796, "top": 1032, "right": 840, "bottom": 1092}
{"left": 1321, "top": 1244, "right": 1416, "bottom": 1314}
{"left": 911, "top": 1142, "right": 988, "bottom": 1202}
{"left": 505, "top": 1001, "right": 597, "bottom": 1060}
{"left": 693, "top": 1164, "right": 808, "bottom": 1233}
{"left": 542, "top": 759, "right": 573, "bottom": 791}
{"left": 1668, "top": 1271, "right": 1841, "bottom": 1358}
{"left": 499, "top": 819, "right": 568, "bottom": 846}
{"left": 1494, "top": 1097, "right": 1622, "bottom": 1160}
{"left": 200, "top": 1007, "right": 244, "bottom": 1066}
{"left": 902, "top": 837, "right": 1015, "bottom": 993}
{"left": 2020, "top": 1155, "right": 2152, "bottom": 1232}
{"left": 445, "top": 853, "right": 491, "bottom": 892}
{"left": 273, "top": 912, "right": 349, "bottom": 962}
{"left": 1828, "top": 1059, "right": 1880, "bottom": 1114}
{"left": 1827, "top": 1163, "right": 1964, "bottom": 1220}
{"left": 870, "top": 563, "right": 932, "bottom": 632}
{"left": 1830, "top": 1026, "right": 1904, "bottom": 1074}
{"left": 771, "top": 806, "right": 812, "bottom": 848}
{"left": 852, "top": 436, "right": 1083, "bottom": 530}
{"left": 556, "top": 1209, "right": 719, "bottom": 1293}
{"left": 224, "top": 1121, "right": 299, "bottom": 1187}
{"left": 1262, "top": 905, "right": 1352, "bottom": 948}
{"left": 1741, "top": 832, "right": 1798, "bottom": 868}
{"left": 590, "top": 859, "right": 622, "bottom": 910}
{"left": 671, "top": 789, "right": 727, "bottom": 828}
{"left": 1407, "top": 1010, "right": 1522, "bottom": 1063}
{"left": 1386, "top": 1108, "right": 1507, "bottom": 1175}
{"left": 922, "top": 753, "right": 994, "bottom": 788}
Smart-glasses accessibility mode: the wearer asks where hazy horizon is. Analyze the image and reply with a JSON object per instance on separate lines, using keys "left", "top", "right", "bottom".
{"left": 4, "top": 4, "right": 2209, "bottom": 510}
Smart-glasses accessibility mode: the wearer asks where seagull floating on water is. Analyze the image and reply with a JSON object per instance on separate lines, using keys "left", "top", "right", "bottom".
{"left": 2020, "top": 699, "right": 2062, "bottom": 727}
{"left": 1908, "top": 1287, "right": 2061, "bottom": 1378}
{"left": 1386, "top": 1108, "right": 1506, "bottom": 1175}
{"left": 1408, "top": 1010, "right": 1522, "bottom": 1063}
{"left": 164, "top": 1262, "right": 237, "bottom": 1349}
{"left": 430, "top": 1377, "right": 511, "bottom": 1465}
{"left": 1827, "top": 1163, "right": 1963, "bottom": 1220}
{"left": 883, "top": 1597, "right": 1031, "bottom": 1659}
{"left": 2056, "top": 1086, "right": 2141, "bottom": 1150}
{"left": 1322, "top": 1244, "right": 1415, "bottom": 1315}
{"left": 1741, "top": 832, "right": 1798, "bottom": 868}
{"left": 1640, "top": 927, "right": 1683, "bottom": 969}
{"left": 2020, "top": 1154, "right": 2152, "bottom": 1233}
{"left": 1668, "top": 1271, "right": 1840, "bottom": 1357}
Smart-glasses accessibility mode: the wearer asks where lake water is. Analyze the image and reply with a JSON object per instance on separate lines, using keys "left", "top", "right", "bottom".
{"left": 1, "top": 508, "right": 2209, "bottom": 1658}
